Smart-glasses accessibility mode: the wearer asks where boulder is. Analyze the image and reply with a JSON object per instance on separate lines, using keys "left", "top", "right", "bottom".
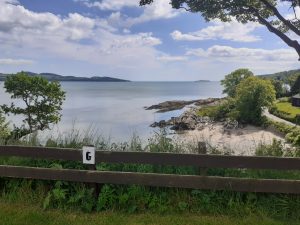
{"left": 170, "top": 122, "right": 189, "bottom": 131}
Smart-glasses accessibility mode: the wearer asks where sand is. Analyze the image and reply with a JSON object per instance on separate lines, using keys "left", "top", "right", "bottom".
{"left": 176, "top": 123, "right": 286, "bottom": 155}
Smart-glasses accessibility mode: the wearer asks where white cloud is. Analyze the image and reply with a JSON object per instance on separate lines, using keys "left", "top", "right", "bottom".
{"left": 0, "top": 58, "right": 34, "bottom": 65}
{"left": 0, "top": 3, "right": 97, "bottom": 41}
{"left": 76, "top": 0, "right": 138, "bottom": 10}
{"left": 0, "top": 0, "right": 19, "bottom": 4}
{"left": 186, "top": 45, "right": 297, "bottom": 61}
{"left": 124, "top": 0, "right": 179, "bottom": 26}
{"left": 0, "top": 1, "right": 166, "bottom": 75}
{"left": 76, "top": 0, "right": 180, "bottom": 27}
{"left": 156, "top": 55, "right": 187, "bottom": 62}
{"left": 171, "top": 19, "right": 261, "bottom": 42}
{"left": 184, "top": 45, "right": 299, "bottom": 76}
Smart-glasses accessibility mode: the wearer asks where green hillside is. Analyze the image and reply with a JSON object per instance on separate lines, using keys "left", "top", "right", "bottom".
{"left": 259, "top": 69, "right": 300, "bottom": 81}
{"left": 0, "top": 72, "right": 130, "bottom": 82}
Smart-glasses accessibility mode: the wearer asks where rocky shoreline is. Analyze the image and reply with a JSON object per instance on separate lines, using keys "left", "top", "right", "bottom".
{"left": 146, "top": 98, "right": 286, "bottom": 154}
{"left": 150, "top": 105, "right": 239, "bottom": 133}
{"left": 145, "top": 97, "right": 222, "bottom": 113}
{"left": 147, "top": 97, "right": 231, "bottom": 131}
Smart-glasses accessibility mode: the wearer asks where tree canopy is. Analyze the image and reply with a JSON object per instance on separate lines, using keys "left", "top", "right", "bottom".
{"left": 290, "top": 74, "right": 300, "bottom": 95}
{"left": 269, "top": 78, "right": 287, "bottom": 98}
{"left": 234, "top": 76, "right": 276, "bottom": 124}
{"left": 140, "top": 0, "right": 300, "bottom": 60}
{"left": 1, "top": 72, "right": 66, "bottom": 139}
{"left": 221, "top": 68, "right": 254, "bottom": 98}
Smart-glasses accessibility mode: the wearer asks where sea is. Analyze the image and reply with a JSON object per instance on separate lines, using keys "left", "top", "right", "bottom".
{"left": 0, "top": 81, "right": 223, "bottom": 142}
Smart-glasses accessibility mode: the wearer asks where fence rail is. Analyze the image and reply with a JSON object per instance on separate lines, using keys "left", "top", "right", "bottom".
{"left": 0, "top": 145, "right": 300, "bottom": 194}
{"left": 1, "top": 145, "right": 300, "bottom": 170}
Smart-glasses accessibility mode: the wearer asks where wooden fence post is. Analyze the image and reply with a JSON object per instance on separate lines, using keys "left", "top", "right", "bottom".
{"left": 87, "top": 164, "right": 100, "bottom": 198}
{"left": 198, "top": 142, "right": 207, "bottom": 176}
{"left": 83, "top": 145, "right": 100, "bottom": 198}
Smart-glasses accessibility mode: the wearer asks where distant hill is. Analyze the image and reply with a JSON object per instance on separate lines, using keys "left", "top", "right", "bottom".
{"left": 0, "top": 72, "right": 130, "bottom": 82}
{"left": 259, "top": 69, "right": 300, "bottom": 81}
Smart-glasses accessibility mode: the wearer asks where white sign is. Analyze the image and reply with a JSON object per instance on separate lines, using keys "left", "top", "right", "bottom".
{"left": 82, "top": 146, "right": 95, "bottom": 164}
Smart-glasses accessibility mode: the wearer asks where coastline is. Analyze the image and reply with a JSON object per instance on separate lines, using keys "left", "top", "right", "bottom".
{"left": 147, "top": 98, "right": 286, "bottom": 155}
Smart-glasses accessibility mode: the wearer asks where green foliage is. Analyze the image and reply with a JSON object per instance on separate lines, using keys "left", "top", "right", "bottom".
{"left": 261, "top": 69, "right": 300, "bottom": 84}
{"left": 197, "top": 105, "right": 219, "bottom": 117}
{"left": 266, "top": 119, "right": 300, "bottom": 148}
{"left": 287, "top": 72, "right": 300, "bottom": 87}
{"left": 234, "top": 76, "right": 276, "bottom": 125}
{"left": 197, "top": 99, "right": 236, "bottom": 121}
{"left": 290, "top": 73, "right": 300, "bottom": 95}
{"left": 221, "top": 68, "right": 254, "bottom": 98}
{"left": 42, "top": 181, "right": 96, "bottom": 212}
{"left": 0, "top": 111, "right": 10, "bottom": 141}
{"left": 269, "top": 100, "right": 300, "bottom": 124}
{"left": 255, "top": 139, "right": 284, "bottom": 157}
{"left": 270, "top": 79, "right": 287, "bottom": 98}
{"left": 146, "top": 129, "right": 178, "bottom": 153}
{"left": 1, "top": 72, "right": 65, "bottom": 139}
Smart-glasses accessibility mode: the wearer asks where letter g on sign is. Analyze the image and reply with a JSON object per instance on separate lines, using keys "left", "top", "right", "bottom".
{"left": 82, "top": 146, "right": 95, "bottom": 164}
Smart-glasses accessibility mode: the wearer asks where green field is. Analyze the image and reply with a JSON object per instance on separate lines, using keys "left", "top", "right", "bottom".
{"left": 275, "top": 102, "right": 300, "bottom": 118}
{"left": 0, "top": 201, "right": 298, "bottom": 225}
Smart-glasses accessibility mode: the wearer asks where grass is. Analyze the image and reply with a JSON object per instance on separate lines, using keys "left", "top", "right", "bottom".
{"left": 275, "top": 101, "right": 300, "bottom": 118}
{"left": 0, "top": 201, "right": 299, "bottom": 225}
{"left": 197, "top": 105, "right": 219, "bottom": 117}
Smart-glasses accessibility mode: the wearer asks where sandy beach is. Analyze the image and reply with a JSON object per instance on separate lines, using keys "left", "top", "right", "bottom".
{"left": 176, "top": 123, "right": 286, "bottom": 155}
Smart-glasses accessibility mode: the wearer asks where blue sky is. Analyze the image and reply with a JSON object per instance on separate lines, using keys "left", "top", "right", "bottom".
{"left": 0, "top": 0, "right": 299, "bottom": 81}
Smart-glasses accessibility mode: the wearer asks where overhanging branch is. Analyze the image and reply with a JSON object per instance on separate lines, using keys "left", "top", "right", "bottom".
{"left": 259, "top": 0, "right": 300, "bottom": 36}
{"left": 251, "top": 6, "right": 300, "bottom": 60}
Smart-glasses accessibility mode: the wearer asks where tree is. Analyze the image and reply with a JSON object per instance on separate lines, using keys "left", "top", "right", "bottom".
{"left": 287, "top": 72, "right": 300, "bottom": 87}
{"left": 1, "top": 72, "right": 66, "bottom": 139}
{"left": 234, "top": 76, "right": 276, "bottom": 124}
{"left": 221, "top": 68, "right": 254, "bottom": 97}
{"left": 290, "top": 74, "right": 300, "bottom": 95}
{"left": 140, "top": 0, "right": 300, "bottom": 60}
{"left": 270, "top": 78, "right": 286, "bottom": 98}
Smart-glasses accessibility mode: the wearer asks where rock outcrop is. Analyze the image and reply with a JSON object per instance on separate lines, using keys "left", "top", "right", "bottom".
{"left": 149, "top": 104, "right": 240, "bottom": 133}
{"left": 145, "top": 98, "right": 221, "bottom": 113}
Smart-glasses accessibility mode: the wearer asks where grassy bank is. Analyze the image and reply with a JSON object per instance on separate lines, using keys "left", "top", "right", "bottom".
{"left": 0, "top": 201, "right": 298, "bottom": 225}
{"left": 269, "top": 99, "right": 300, "bottom": 124}
{"left": 276, "top": 102, "right": 300, "bottom": 118}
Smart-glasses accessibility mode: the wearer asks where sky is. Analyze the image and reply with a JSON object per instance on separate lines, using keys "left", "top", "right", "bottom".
{"left": 0, "top": 0, "right": 300, "bottom": 81}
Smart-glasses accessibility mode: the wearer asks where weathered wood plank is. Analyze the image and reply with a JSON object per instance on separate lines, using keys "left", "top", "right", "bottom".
{"left": 0, "top": 146, "right": 300, "bottom": 170}
{"left": 0, "top": 165, "right": 300, "bottom": 194}
{"left": 0, "top": 146, "right": 81, "bottom": 161}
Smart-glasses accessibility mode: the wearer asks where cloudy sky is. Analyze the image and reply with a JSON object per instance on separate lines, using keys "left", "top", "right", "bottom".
{"left": 0, "top": 0, "right": 299, "bottom": 81}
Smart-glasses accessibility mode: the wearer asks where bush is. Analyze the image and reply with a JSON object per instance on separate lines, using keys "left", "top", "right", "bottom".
{"left": 266, "top": 119, "right": 300, "bottom": 147}
{"left": 197, "top": 99, "right": 236, "bottom": 121}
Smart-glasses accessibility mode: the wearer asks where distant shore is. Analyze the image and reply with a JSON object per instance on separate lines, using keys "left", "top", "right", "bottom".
{"left": 0, "top": 72, "right": 130, "bottom": 82}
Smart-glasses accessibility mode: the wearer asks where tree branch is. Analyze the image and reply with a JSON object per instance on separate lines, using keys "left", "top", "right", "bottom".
{"left": 259, "top": 0, "right": 300, "bottom": 36}
{"left": 250, "top": 6, "right": 300, "bottom": 60}
{"left": 178, "top": 6, "right": 191, "bottom": 12}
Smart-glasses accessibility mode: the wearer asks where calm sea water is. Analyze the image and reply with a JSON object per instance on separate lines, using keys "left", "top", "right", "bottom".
{"left": 0, "top": 81, "right": 223, "bottom": 142}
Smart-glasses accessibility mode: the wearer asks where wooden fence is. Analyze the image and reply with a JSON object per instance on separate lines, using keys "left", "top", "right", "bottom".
{"left": 0, "top": 145, "right": 300, "bottom": 194}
